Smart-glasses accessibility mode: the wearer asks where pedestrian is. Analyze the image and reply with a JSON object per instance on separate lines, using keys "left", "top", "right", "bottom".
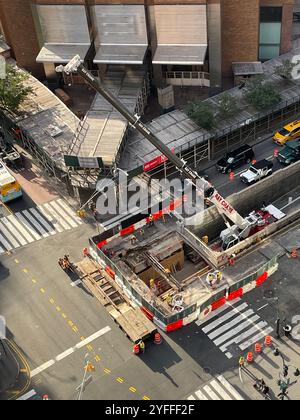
{"left": 139, "top": 340, "right": 145, "bottom": 354}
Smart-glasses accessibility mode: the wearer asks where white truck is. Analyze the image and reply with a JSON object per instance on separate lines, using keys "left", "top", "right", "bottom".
{"left": 240, "top": 160, "right": 273, "bottom": 185}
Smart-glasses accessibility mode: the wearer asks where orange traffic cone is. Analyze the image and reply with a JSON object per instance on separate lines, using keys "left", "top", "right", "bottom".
{"left": 133, "top": 344, "right": 140, "bottom": 355}
{"left": 291, "top": 249, "right": 298, "bottom": 259}
{"left": 255, "top": 343, "right": 262, "bottom": 354}
{"left": 247, "top": 352, "right": 254, "bottom": 363}
{"left": 154, "top": 333, "right": 162, "bottom": 345}
{"left": 265, "top": 336, "right": 272, "bottom": 347}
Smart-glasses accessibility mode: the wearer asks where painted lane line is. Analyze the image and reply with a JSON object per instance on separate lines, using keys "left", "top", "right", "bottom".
{"left": 23, "top": 210, "right": 49, "bottom": 238}
{"left": 210, "top": 379, "right": 232, "bottom": 400}
{"left": 257, "top": 304, "right": 269, "bottom": 312}
{"left": 29, "top": 208, "right": 56, "bottom": 235}
{"left": 220, "top": 321, "right": 268, "bottom": 353}
{"left": 203, "top": 385, "right": 220, "bottom": 400}
{"left": 43, "top": 202, "right": 72, "bottom": 231}
{"left": 195, "top": 298, "right": 241, "bottom": 327}
{"left": 15, "top": 213, "right": 41, "bottom": 241}
{"left": 195, "top": 390, "right": 208, "bottom": 400}
{"left": 37, "top": 204, "right": 64, "bottom": 233}
{"left": 1, "top": 218, "right": 27, "bottom": 246}
{"left": 203, "top": 303, "right": 249, "bottom": 334}
{"left": 57, "top": 199, "right": 83, "bottom": 225}
{"left": 0, "top": 232, "right": 13, "bottom": 251}
{"left": 49, "top": 200, "right": 78, "bottom": 229}
{"left": 281, "top": 195, "right": 300, "bottom": 211}
{"left": 31, "top": 327, "right": 111, "bottom": 378}
{"left": 0, "top": 220, "right": 22, "bottom": 248}
{"left": 207, "top": 308, "right": 253, "bottom": 339}
{"left": 187, "top": 396, "right": 196, "bottom": 400}
{"left": 213, "top": 315, "right": 260, "bottom": 346}
{"left": 7, "top": 214, "right": 35, "bottom": 243}
{"left": 239, "top": 326, "right": 274, "bottom": 351}
{"left": 217, "top": 376, "right": 244, "bottom": 400}
{"left": 17, "top": 390, "right": 37, "bottom": 401}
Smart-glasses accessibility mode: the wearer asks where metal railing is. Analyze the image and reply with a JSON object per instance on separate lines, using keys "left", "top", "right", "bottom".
{"left": 165, "top": 71, "right": 210, "bottom": 87}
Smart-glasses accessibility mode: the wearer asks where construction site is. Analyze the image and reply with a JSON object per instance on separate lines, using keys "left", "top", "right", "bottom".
{"left": 88, "top": 157, "right": 300, "bottom": 333}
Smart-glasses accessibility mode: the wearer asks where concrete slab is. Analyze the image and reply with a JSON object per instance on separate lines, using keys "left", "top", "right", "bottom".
{"left": 223, "top": 251, "right": 268, "bottom": 284}
{"left": 276, "top": 229, "right": 300, "bottom": 252}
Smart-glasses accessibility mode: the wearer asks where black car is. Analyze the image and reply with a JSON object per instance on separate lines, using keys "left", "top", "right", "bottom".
{"left": 216, "top": 145, "right": 255, "bottom": 174}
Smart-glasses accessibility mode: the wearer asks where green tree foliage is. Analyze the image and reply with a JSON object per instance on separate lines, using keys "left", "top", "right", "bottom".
{"left": 244, "top": 75, "right": 281, "bottom": 111}
{"left": 0, "top": 64, "right": 33, "bottom": 114}
{"left": 274, "top": 59, "right": 296, "bottom": 80}
{"left": 187, "top": 101, "right": 216, "bottom": 130}
{"left": 218, "top": 92, "right": 238, "bottom": 118}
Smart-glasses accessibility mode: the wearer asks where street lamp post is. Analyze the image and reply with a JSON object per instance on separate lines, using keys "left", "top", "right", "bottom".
{"left": 76, "top": 354, "right": 95, "bottom": 401}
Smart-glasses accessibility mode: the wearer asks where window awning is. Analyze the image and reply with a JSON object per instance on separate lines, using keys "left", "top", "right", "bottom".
{"left": 94, "top": 44, "right": 147, "bottom": 65}
{"left": 153, "top": 45, "right": 207, "bottom": 66}
{"left": 36, "top": 44, "right": 90, "bottom": 64}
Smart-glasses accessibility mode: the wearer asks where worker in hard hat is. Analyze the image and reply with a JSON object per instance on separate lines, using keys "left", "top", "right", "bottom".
{"left": 149, "top": 214, "right": 154, "bottom": 227}
{"left": 139, "top": 340, "right": 145, "bottom": 354}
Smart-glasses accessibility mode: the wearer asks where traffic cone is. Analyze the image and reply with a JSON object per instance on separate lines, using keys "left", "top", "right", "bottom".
{"left": 265, "top": 336, "right": 272, "bottom": 347}
{"left": 252, "top": 160, "right": 257, "bottom": 165}
{"left": 154, "top": 333, "right": 162, "bottom": 345}
{"left": 229, "top": 171, "right": 235, "bottom": 181}
{"left": 133, "top": 344, "right": 140, "bottom": 355}
{"left": 255, "top": 343, "right": 262, "bottom": 354}
{"left": 83, "top": 248, "right": 89, "bottom": 258}
{"left": 247, "top": 352, "right": 254, "bottom": 363}
{"left": 291, "top": 249, "right": 298, "bottom": 259}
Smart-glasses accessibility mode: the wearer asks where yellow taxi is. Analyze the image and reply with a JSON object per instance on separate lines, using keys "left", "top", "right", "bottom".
{"left": 273, "top": 120, "right": 300, "bottom": 145}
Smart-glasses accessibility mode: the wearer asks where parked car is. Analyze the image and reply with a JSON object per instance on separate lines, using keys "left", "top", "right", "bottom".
{"left": 277, "top": 140, "right": 300, "bottom": 165}
{"left": 216, "top": 144, "right": 255, "bottom": 174}
{"left": 273, "top": 120, "right": 300, "bottom": 146}
{"left": 240, "top": 160, "right": 273, "bottom": 185}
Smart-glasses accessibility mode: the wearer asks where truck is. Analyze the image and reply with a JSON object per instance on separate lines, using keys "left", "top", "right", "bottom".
{"left": 240, "top": 159, "right": 273, "bottom": 185}
{"left": 277, "top": 140, "right": 300, "bottom": 166}
{"left": 57, "top": 56, "right": 284, "bottom": 252}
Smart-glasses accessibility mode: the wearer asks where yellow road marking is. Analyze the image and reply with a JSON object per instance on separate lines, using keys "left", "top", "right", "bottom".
{"left": 104, "top": 368, "right": 111, "bottom": 374}
{"left": 95, "top": 355, "right": 101, "bottom": 363}
{"left": 23, "top": 269, "right": 29, "bottom": 274}
{"left": 80, "top": 336, "right": 86, "bottom": 341}
{"left": 32, "top": 279, "right": 37, "bottom": 284}
{"left": 62, "top": 313, "right": 67, "bottom": 319}
{"left": 72, "top": 326, "right": 79, "bottom": 333}
{"left": 20, "top": 369, "right": 27, "bottom": 373}
{"left": 117, "top": 377, "right": 124, "bottom": 384}
{"left": 56, "top": 306, "right": 61, "bottom": 312}
{"left": 14, "top": 259, "right": 19, "bottom": 264}
{"left": 86, "top": 345, "right": 93, "bottom": 352}
{"left": 49, "top": 298, "right": 55, "bottom": 305}
{"left": 143, "top": 396, "right": 151, "bottom": 400}
{"left": 40, "top": 288, "right": 46, "bottom": 294}
{"left": 68, "top": 320, "right": 74, "bottom": 327}
{"left": 129, "top": 387, "right": 137, "bottom": 393}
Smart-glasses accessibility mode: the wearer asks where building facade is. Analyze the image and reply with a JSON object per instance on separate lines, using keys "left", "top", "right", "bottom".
{"left": 0, "top": 0, "right": 297, "bottom": 90}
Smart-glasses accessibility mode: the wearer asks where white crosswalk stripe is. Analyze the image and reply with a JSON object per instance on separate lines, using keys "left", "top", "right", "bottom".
{"left": 186, "top": 376, "right": 244, "bottom": 401}
{"left": 0, "top": 199, "right": 82, "bottom": 254}
{"left": 198, "top": 301, "right": 273, "bottom": 359}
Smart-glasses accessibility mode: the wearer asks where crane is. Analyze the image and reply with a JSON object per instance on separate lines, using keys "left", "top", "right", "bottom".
{"left": 56, "top": 56, "right": 275, "bottom": 249}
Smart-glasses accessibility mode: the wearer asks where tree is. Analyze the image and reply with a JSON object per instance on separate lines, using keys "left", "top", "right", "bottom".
{"left": 187, "top": 101, "right": 216, "bottom": 130}
{"left": 0, "top": 64, "right": 33, "bottom": 114}
{"left": 218, "top": 92, "right": 238, "bottom": 118}
{"left": 274, "top": 59, "right": 296, "bottom": 80}
{"left": 244, "top": 75, "right": 281, "bottom": 111}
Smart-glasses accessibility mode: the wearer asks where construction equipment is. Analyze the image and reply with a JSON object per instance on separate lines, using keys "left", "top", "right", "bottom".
{"left": 56, "top": 57, "right": 284, "bottom": 250}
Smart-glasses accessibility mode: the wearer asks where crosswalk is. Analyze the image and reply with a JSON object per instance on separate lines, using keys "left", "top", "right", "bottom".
{"left": 187, "top": 375, "right": 244, "bottom": 401}
{"left": 196, "top": 300, "right": 273, "bottom": 359}
{"left": 0, "top": 199, "right": 83, "bottom": 254}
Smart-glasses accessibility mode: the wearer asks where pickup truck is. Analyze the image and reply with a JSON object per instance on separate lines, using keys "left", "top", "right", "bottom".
{"left": 277, "top": 140, "right": 300, "bottom": 166}
{"left": 240, "top": 160, "right": 273, "bottom": 185}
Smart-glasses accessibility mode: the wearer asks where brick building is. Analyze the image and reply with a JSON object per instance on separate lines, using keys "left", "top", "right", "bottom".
{"left": 0, "top": 0, "right": 297, "bottom": 90}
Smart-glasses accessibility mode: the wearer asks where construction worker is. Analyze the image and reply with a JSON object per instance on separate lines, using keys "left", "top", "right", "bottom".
{"left": 149, "top": 214, "right": 154, "bottom": 227}
{"left": 139, "top": 340, "right": 145, "bottom": 354}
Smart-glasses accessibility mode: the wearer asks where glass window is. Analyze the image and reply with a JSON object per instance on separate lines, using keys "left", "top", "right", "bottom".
{"left": 260, "top": 22, "right": 281, "bottom": 45}
{"left": 259, "top": 45, "right": 280, "bottom": 61}
{"left": 293, "top": 12, "right": 300, "bottom": 23}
